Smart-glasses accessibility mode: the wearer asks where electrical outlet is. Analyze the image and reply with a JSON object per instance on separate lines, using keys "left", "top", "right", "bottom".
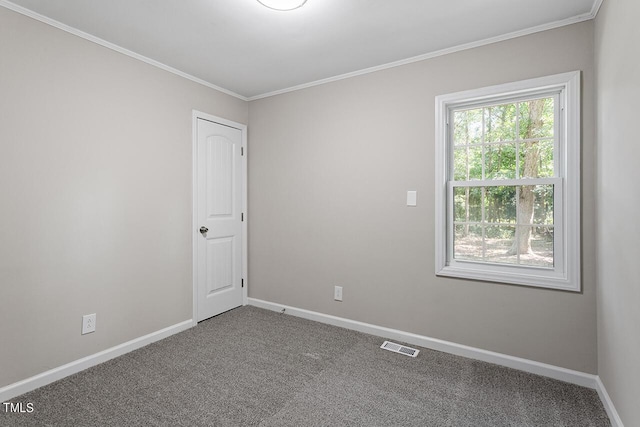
{"left": 82, "top": 313, "right": 96, "bottom": 335}
{"left": 334, "top": 286, "right": 343, "bottom": 302}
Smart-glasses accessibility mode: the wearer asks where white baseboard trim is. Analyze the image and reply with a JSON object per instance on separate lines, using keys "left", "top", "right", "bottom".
{"left": 248, "top": 298, "right": 598, "bottom": 389}
{"left": 595, "top": 376, "right": 625, "bottom": 427}
{"left": 0, "top": 319, "right": 193, "bottom": 402}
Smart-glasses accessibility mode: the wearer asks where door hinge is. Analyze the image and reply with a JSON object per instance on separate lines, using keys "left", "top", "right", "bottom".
{"left": 241, "top": 147, "right": 244, "bottom": 156}
{"left": 241, "top": 212, "right": 244, "bottom": 221}
{"left": 241, "top": 278, "right": 244, "bottom": 288}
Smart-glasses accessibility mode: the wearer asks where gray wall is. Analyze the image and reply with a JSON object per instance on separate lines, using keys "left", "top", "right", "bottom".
{"left": 248, "top": 22, "right": 597, "bottom": 373}
{"left": 0, "top": 7, "right": 247, "bottom": 387}
{"left": 595, "top": 0, "right": 640, "bottom": 425}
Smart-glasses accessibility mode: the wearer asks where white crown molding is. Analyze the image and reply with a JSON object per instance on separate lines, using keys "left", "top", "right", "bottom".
{"left": 248, "top": 12, "right": 597, "bottom": 100}
{"left": 0, "top": 0, "right": 248, "bottom": 101}
{"left": 0, "top": 319, "right": 193, "bottom": 402}
{"left": 591, "top": 0, "right": 604, "bottom": 18}
{"left": 248, "top": 298, "right": 598, "bottom": 388}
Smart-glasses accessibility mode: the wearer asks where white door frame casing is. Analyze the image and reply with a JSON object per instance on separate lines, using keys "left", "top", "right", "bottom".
{"left": 192, "top": 110, "right": 248, "bottom": 326}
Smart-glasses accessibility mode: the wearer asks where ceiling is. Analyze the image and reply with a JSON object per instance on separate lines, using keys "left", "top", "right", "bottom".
{"left": 2, "top": 0, "right": 600, "bottom": 100}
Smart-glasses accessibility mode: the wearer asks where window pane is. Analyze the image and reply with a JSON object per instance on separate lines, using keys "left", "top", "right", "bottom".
{"left": 469, "top": 187, "right": 482, "bottom": 222}
{"left": 485, "top": 143, "right": 516, "bottom": 180}
{"left": 520, "top": 139, "right": 554, "bottom": 178}
{"left": 484, "top": 103, "right": 516, "bottom": 142}
{"left": 454, "top": 187, "right": 482, "bottom": 223}
{"left": 517, "top": 226, "right": 554, "bottom": 268}
{"left": 453, "top": 109, "right": 483, "bottom": 145}
{"left": 485, "top": 226, "right": 517, "bottom": 264}
{"left": 533, "top": 185, "right": 553, "bottom": 225}
{"left": 468, "top": 146, "right": 482, "bottom": 180}
{"left": 454, "top": 146, "right": 482, "bottom": 181}
{"left": 453, "top": 148, "right": 467, "bottom": 181}
{"left": 519, "top": 98, "right": 554, "bottom": 140}
{"left": 484, "top": 186, "right": 516, "bottom": 224}
{"left": 454, "top": 224, "right": 483, "bottom": 261}
{"left": 454, "top": 187, "right": 465, "bottom": 222}
{"left": 518, "top": 185, "right": 553, "bottom": 225}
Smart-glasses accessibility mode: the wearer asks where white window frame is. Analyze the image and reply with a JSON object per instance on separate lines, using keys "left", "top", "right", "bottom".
{"left": 435, "top": 71, "right": 581, "bottom": 292}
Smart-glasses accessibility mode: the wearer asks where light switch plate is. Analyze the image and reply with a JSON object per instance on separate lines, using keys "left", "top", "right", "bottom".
{"left": 407, "top": 190, "right": 417, "bottom": 206}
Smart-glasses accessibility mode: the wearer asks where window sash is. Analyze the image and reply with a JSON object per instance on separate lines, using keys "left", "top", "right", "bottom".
{"left": 446, "top": 178, "right": 564, "bottom": 275}
{"left": 448, "top": 93, "right": 561, "bottom": 182}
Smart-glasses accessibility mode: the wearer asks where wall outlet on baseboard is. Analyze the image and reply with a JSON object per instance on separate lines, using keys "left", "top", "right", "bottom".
{"left": 82, "top": 313, "right": 96, "bottom": 335}
{"left": 334, "top": 286, "right": 343, "bottom": 302}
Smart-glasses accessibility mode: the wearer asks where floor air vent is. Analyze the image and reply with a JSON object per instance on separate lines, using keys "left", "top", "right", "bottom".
{"left": 380, "top": 341, "right": 419, "bottom": 357}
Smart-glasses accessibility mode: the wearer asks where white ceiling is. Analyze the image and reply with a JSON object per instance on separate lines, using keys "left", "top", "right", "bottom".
{"left": 3, "top": 0, "right": 600, "bottom": 100}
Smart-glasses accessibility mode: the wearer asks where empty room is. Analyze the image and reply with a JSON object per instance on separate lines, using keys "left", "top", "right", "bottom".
{"left": 0, "top": 0, "right": 637, "bottom": 425}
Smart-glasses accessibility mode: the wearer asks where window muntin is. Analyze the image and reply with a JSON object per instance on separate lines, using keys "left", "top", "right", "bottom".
{"left": 435, "top": 72, "right": 580, "bottom": 291}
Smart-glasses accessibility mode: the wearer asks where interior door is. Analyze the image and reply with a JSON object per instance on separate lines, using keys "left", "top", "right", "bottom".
{"left": 196, "top": 118, "right": 244, "bottom": 321}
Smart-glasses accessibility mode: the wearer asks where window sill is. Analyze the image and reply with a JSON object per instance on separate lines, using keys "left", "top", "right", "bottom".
{"left": 436, "top": 264, "right": 580, "bottom": 292}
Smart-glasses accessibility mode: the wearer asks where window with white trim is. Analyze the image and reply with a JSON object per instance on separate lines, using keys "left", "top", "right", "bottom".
{"left": 435, "top": 72, "right": 581, "bottom": 291}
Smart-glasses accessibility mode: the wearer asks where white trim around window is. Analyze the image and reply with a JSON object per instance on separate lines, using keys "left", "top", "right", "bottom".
{"left": 435, "top": 71, "right": 581, "bottom": 292}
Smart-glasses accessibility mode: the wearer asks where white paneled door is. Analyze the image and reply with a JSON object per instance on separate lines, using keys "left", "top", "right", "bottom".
{"left": 195, "top": 117, "right": 244, "bottom": 322}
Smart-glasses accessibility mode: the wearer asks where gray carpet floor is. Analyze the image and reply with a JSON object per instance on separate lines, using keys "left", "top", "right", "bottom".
{"left": 1, "top": 306, "right": 610, "bottom": 426}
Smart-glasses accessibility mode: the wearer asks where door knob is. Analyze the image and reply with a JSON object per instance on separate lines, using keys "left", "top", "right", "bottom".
{"left": 199, "top": 226, "right": 209, "bottom": 235}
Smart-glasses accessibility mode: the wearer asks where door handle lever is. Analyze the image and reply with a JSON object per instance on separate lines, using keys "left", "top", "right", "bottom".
{"left": 199, "top": 226, "right": 209, "bottom": 235}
